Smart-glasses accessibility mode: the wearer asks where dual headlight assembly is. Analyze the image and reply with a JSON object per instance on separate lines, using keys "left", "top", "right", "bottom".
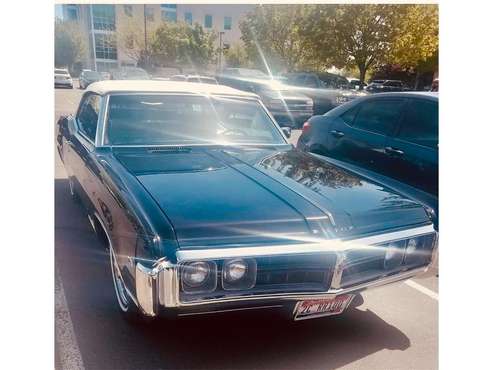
{"left": 383, "top": 235, "right": 434, "bottom": 270}
{"left": 181, "top": 258, "right": 257, "bottom": 294}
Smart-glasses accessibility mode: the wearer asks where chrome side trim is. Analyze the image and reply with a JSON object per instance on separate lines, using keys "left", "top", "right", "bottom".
{"left": 175, "top": 225, "right": 435, "bottom": 262}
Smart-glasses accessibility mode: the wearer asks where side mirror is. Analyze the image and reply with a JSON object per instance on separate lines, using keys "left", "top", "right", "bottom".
{"left": 281, "top": 127, "right": 291, "bottom": 138}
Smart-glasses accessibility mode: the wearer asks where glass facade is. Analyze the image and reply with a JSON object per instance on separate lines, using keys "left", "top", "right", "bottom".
{"left": 92, "top": 5, "right": 116, "bottom": 31}
{"left": 161, "top": 4, "right": 177, "bottom": 22}
{"left": 66, "top": 5, "right": 79, "bottom": 21}
{"left": 204, "top": 14, "right": 213, "bottom": 28}
{"left": 145, "top": 7, "right": 154, "bottom": 22}
{"left": 224, "top": 16, "right": 232, "bottom": 30}
{"left": 162, "top": 11, "right": 177, "bottom": 22}
{"left": 95, "top": 33, "right": 117, "bottom": 60}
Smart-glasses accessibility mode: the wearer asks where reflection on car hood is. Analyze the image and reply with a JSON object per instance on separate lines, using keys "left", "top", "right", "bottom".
{"left": 113, "top": 147, "right": 429, "bottom": 248}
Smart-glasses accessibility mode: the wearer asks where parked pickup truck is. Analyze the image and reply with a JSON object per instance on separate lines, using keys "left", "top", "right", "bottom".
{"left": 281, "top": 72, "right": 368, "bottom": 115}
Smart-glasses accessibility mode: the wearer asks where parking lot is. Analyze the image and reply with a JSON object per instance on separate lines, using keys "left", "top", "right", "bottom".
{"left": 55, "top": 86, "right": 438, "bottom": 370}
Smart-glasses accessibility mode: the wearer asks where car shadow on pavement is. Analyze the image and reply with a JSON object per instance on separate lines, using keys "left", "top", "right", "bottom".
{"left": 55, "top": 178, "right": 410, "bottom": 370}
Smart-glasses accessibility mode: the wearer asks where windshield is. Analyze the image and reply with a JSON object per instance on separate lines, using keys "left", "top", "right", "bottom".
{"left": 106, "top": 94, "right": 286, "bottom": 146}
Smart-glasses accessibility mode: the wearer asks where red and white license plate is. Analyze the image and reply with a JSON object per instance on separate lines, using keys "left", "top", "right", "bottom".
{"left": 294, "top": 295, "right": 354, "bottom": 320}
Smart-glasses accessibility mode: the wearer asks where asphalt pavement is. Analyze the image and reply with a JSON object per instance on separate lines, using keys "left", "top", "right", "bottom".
{"left": 55, "top": 86, "right": 438, "bottom": 370}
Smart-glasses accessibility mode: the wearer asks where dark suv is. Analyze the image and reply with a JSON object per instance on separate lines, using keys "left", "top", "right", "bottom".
{"left": 217, "top": 69, "right": 313, "bottom": 128}
{"left": 297, "top": 92, "right": 438, "bottom": 197}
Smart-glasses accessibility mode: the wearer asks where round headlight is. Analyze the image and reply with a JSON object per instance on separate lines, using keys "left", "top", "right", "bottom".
{"left": 224, "top": 259, "right": 248, "bottom": 282}
{"left": 183, "top": 261, "right": 210, "bottom": 287}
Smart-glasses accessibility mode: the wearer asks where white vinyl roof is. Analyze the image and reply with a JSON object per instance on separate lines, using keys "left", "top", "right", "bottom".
{"left": 87, "top": 80, "right": 258, "bottom": 98}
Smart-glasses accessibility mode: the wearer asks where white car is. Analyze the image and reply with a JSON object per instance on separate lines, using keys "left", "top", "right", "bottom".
{"left": 54, "top": 68, "right": 73, "bottom": 89}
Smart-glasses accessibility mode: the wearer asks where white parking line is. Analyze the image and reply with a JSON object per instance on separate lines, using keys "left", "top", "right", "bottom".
{"left": 55, "top": 271, "right": 85, "bottom": 370}
{"left": 405, "top": 279, "right": 439, "bottom": 301}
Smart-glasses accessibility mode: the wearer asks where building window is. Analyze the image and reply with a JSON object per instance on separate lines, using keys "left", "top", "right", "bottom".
{"left": 161, "top": 4, "right": 177, "bottom": 22}
{"left": 162, "top": 11, "right": 177, "bottom": 22}
{"left": 66, "top": 5, "right": 79, "bottom": 21}
{"left": 184, "top": 12, "right": 193, "bottom": 25}
{"left": 95, "top": 33, "right": 117, "bottom": 60}
{"left": 204, "top": 14, "right": 213, "bottom": 28}
{"left": 145, "top": 7, "right": 154, "bottom": 22}
{"left": 224, "top": 16, "right": 232, "bottom": 30}
{"left": 124, "top": 5, "right": 133, "bottom": 17}
{"left": 92, "top": 5, "right": 116, "bottom": 31}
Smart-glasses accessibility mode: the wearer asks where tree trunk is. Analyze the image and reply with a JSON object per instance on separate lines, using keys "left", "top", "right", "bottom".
{"left": 359, "top": 67, "right": 367, "bottom": 90}
{"left": 414, "top": 70, "right": 422, "bottom": 91}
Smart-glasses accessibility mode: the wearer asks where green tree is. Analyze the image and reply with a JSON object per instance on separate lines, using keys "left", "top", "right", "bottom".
{"left": 118, "top": 17, "right": 148, "bottom": 66}
{"left": 150, "top": 22, "right": 216, "bottom": 70}
{"left": 239, "top": 5, "right": 317, "bottom": 73}
{"left": 54, "top": 19, "right": 88, "bottom": 72}
{"left": 301, "top": 4, "right": 403, "bottom": 88}
{"left": 390, "top": 4, "right": 438, "bottom": 88}
{"left": 224, "top": 43, "right": 251, "bottom": 68}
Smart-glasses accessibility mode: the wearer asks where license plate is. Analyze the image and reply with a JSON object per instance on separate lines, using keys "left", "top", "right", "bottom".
{"left": 294, "top": 295, "right": 354, "bottom": 320}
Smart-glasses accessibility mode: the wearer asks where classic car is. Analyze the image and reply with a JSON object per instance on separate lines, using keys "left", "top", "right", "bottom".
{"left": 56, "top": 80, "right": 438, "bottom": 322}
{"left": 217, "top": 69, "right": 314, "bottom": 128}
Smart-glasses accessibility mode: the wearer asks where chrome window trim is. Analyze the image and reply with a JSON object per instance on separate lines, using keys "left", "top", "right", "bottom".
{"left": 75, "top": 92, "right": 102, "bottom": 147}
{"left": 99, "top": 92, "right": 289, "bottom": 147}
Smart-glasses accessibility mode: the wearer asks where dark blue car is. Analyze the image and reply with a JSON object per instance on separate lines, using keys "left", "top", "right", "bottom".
{"left": 57, "top": 81, "right": 437, "bottom": 322}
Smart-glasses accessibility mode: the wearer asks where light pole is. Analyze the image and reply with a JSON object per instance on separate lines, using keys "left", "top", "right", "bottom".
{"left": 144, "top": 4, "right": 148, "bottom": 68}
{"left": 218, "top": 31, "right": 225, "bottom": 72}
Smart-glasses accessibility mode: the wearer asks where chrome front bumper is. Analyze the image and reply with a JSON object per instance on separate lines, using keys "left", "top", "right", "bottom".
{"left": 135, "top": 225, "right": 438, "bottom": 317}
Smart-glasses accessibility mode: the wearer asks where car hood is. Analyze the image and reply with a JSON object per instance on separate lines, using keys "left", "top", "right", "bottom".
{"left": 113, "top": 147, "right": 429, "bottom": 248}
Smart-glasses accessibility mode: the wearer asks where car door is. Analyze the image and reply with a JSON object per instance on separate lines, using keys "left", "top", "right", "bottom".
{"left": 67, "top": 93, "right": 102, "bottom": 208}
{"left": 329, "top": 97, "right": 406, "bottom": 173}
{"left": 384, "top": 97, "right": 438, "bottom": 195}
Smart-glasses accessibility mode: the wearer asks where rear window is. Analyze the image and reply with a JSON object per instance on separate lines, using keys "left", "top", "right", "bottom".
{"left": 397, "top": 99, "right": 438, "bottom": 147}
{"left": 55, "top": 69, "right": 69, "bottom": 75}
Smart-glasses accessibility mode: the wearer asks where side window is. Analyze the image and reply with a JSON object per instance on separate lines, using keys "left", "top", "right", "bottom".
{"left": 397, "top": 99, "right": 438, "bottom": 147}
{"left": 304, "top": 75, "right": 319, "bottom": 88}
{"left": 77, "top": 94, "right": 100, "bottom": 142}
{"left": 340, "top": 106, "right": 359, "bottom": 125}
{"left": 289, "top": 75, "right": 306, "bottom": 86}
{"left": 352, "top": 99, "right": 405, "bottom": 135}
